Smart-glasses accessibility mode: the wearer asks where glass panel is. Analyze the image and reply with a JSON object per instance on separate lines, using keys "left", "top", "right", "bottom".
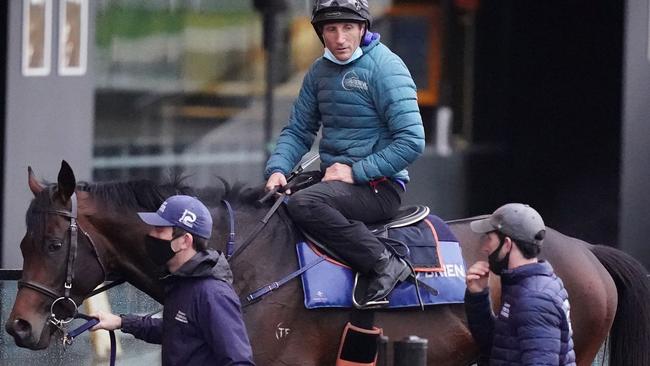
{"left": 0, "top": 280, "right": 161, "bottom": 365}
{"left": 93, "top": 0, "right": 318, "bottom": 185}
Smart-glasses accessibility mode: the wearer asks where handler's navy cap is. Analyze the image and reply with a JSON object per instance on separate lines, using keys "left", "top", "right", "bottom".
{"left": 470, "top": 203, "right": 545, "bottom": 245}
{"left": 138, "top": 195, "right": 212, "bottom": 239}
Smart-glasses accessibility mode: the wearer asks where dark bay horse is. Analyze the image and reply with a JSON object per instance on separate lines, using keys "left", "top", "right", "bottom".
{"left": 6, "top": 161, "right": 650, "bottom": 365}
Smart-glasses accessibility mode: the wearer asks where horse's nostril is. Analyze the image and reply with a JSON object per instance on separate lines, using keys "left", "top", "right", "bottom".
{"left": 11, "top": 318, "right": 32, "bottom": 337}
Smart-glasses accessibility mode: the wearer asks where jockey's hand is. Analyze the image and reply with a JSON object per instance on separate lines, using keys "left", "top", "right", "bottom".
{"left": 466, "top": 261, "right": 490, "bottom": 294}
{"left": 265, "top": 172, "right": 289, "bottom": 194}
{"left": 89, "top": 310, "right": 122, "bottom": 331}
{"left": 323, "top": 163, "right": 354, "bottom": 184}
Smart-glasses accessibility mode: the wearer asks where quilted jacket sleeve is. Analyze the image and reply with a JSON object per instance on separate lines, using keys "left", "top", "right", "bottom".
{"left": 464, "top": 288, "right": 495, "bottom": 360}
{"left": 120, "top": 313, "right": 163, "bottom": 344}
{"left": 351, "top": 55, "right": 425, "bottom": 183}
{"left": 264, "top": 66, "right": 321, "bottom": 179}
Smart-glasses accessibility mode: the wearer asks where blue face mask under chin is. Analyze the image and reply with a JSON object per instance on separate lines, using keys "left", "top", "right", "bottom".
{"left": 323, "top": 46, "right": 363, "bottom": 65}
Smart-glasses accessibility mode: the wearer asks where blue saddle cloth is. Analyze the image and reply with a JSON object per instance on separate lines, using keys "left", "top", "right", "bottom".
{"left": 296, "top": 215, "right": 467, "bottom": 309}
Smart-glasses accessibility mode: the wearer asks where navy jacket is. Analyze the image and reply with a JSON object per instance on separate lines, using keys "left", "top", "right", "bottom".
{"left": 264, "top": 34, "right": 425, "bottom": 183}
{"left": 121, "top": 250, "right": 255, "bottom": 366}
{"left": 464, "top": 261, "right": 576, "bottom": 365}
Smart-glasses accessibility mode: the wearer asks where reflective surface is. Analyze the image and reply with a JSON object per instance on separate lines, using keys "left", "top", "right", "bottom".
{"left": 93, "top": 0, "right": 318, "bottom": 184}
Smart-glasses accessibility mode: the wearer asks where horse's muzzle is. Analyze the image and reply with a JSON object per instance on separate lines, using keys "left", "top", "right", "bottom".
{"left": 5, "top": 318, "right": 49, "bottom": 350}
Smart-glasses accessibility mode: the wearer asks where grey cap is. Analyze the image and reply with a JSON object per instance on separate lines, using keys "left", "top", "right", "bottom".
{"left": 470, "top": 203, "right": 546, "bottom": 245}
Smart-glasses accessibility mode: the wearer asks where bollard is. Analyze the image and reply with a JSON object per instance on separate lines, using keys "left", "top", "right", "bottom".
{"left": 376, "top": 335, "right": 389, "bottom": 366}
{"left": 393, "top": 335, "right": 427, "bottom": 366}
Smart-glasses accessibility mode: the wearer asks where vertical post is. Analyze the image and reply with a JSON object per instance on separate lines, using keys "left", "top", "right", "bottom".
{"left": 376, "top": 335, "right": 389, "bottom": 366}
{"left": 394, "top": 336, "right": 427, "bottom": 366}
{"left": 435, "top": 0, "right": 455, "bottom": 156}
{"left": 253, "top": 0, "right": 287, "bottom": 163}
{"left": 263, "top": 10, "right": 276, "bottom": 163}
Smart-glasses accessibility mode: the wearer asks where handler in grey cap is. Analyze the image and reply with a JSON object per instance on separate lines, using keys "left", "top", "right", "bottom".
{"left": 470, "top": 203, "right": 546, "bottom": 246}
{"left": 463, "top": 203, "right": 576, "bottom": 365}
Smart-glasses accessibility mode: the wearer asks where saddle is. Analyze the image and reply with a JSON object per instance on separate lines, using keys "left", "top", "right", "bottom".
{"left": 296, "top": 209, "right": 467, "bottom": 310}
{"left": 296, "top": 212, "right": 465, "bottom": 309}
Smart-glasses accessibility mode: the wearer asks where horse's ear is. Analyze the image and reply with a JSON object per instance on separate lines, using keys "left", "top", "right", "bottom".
{"left": 28, "top": 166, "right": 44, "bottom": 196}
{"left": 57, "top": 160, "right": 76, "bottom": 201}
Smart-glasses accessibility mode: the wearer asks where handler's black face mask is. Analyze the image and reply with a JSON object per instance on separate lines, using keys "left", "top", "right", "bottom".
{"left": 145, "top": 234, "right": 180, "bottom": 266}
{"left": 488, "top": 235, "right": 511, "bottom": 275}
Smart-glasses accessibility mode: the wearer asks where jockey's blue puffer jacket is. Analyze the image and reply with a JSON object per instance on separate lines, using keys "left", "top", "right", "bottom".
{"left": 264, "top": 34, "right": 425, "bottom": 183}
{"left": 464, "top": 261, "right": 577, "bottom": 366}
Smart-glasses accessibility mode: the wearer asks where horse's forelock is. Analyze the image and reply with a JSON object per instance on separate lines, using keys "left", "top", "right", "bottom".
{"left": 25, "top": 188, "right": 53, "bottom": 240}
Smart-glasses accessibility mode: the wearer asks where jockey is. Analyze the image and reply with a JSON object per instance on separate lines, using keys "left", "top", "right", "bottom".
{"left": 264, "top": 0, "right": 425, "bottom": 308}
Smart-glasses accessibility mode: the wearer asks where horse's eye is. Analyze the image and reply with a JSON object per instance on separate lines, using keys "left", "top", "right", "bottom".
{"left": 47, "top": 240, "right": 63, "bottom": 252}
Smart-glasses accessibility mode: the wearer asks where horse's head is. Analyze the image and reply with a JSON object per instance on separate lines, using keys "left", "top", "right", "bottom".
{"left": 5, "top": 161, "right": 105, "bottom": 349}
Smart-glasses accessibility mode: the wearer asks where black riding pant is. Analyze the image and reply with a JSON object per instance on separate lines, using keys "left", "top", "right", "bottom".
{"left": 286, "top": 179, "right": 403, "bottom": 274}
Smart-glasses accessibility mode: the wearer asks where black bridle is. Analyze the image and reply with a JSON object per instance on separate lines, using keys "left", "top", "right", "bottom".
{"left": 17, "top": 192, "right": 109, "bottom": 327}
{"left": 16, "top": 191, "right": 120, "bottom": 364}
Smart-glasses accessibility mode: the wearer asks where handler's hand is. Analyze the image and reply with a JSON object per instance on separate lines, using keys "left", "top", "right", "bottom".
{"left": 89, "top": 310, "right": 122, "bottom": 331}
{"left": 265, "top": 172, "right": 289, "bottom": 194}
{"left": 466, "top": 261, "right": 490, "bottom": 294}
{"left": 323, "top": 163, "right": 354, "bottom": 183}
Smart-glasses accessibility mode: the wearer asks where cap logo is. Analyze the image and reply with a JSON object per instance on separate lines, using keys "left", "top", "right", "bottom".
{"left": 158, "top": 201, "right": 167, "bottom": 213}
{"left": 179, "top": 209, "right": 197, "bottom": 228}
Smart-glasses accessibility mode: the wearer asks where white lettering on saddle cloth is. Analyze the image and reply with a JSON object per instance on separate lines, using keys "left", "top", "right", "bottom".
{"left": 423, "top": 264, "right": 466, "bottom": 278}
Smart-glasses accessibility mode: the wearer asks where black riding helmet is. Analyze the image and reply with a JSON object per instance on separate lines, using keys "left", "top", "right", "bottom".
{"left": 311, "top": 0, "right": 372, "bottom": 44}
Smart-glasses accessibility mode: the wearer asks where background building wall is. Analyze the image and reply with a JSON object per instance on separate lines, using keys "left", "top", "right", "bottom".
{"left": 2, "top": 1, "right": 95, "bottom": 267}
{"left": 472, "top": 0, "right": 623, "bottom": 247}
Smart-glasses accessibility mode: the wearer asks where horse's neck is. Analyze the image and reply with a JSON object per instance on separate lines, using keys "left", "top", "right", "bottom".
{"left": 83, "top": 208, "right": 166, "bottom": 302}
{"left": 217, "top": 204, "right": 299, "bottom": 294}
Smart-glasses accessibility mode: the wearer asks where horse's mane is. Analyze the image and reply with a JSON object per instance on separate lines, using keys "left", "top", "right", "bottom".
{"left": 25, "top": 176, "right": 266, "bottom": 237}
{"left": 78, "top": 176, "right": 266, "bottom": 212}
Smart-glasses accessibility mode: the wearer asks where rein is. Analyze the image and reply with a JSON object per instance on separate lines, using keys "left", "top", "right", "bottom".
{"left": 221, "top": 194, "right": 326, "bottom": 307}
{"left": 223, "top": 194, "right": 285, "bottom": 261}
{"left": 18, "top": 192, "right": 118, "bottom": 366}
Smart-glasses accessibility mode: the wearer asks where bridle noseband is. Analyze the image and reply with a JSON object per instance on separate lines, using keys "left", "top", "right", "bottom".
{"left": 18, "top": 192, "right": 105, "bottom": 328}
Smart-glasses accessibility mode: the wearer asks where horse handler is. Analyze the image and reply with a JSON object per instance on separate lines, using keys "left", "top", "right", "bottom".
{"left": 465, "top": 203, "right": 576, "bottom": 365}
{"left": 90, "top": 195, "right": 255, "bottom": 366}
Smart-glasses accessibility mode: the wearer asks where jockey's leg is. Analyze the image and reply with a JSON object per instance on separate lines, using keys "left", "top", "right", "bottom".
{"left": 286, "top": 180, "right": 409, "bottom": 306}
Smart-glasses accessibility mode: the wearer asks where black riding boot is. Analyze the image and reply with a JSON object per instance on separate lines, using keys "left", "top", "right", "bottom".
{"left": 358, "top": 249, "right": 412, "bottom": 307}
